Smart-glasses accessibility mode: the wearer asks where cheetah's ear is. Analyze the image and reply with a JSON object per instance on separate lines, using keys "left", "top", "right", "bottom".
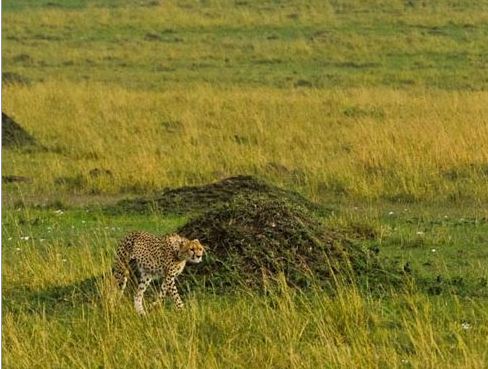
{"left": 192, "top": 239, "right": 204, "bottom": 251}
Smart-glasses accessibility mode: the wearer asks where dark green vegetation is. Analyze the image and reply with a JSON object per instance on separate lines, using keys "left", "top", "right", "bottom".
{"left": 111, "top": 175, "right": 327, "bottom": 215}
{"left": 178, "top": 194, "right": 399, "bottom": 291}
{"left": 180, "top": 198, "right": 488, "bottom": 297}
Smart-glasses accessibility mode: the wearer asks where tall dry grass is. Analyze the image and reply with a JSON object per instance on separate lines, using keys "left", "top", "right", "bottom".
{"left": 3, "top": 82, "right": 488, "bottom": 203}
{"left": 3, "top": 269, "right": 488, "bottom": 368}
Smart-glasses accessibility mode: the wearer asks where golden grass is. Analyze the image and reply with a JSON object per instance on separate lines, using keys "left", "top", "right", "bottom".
{"left": 3, "top": 264, "right": 488, "bottom": 369}
{"left": 3, "top": 82, "right": 488, "bottom": 203}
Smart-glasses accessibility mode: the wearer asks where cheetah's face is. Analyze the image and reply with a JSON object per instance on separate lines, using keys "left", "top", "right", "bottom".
{"left": 180, "top": 239, "right": 205, "bottom": 263}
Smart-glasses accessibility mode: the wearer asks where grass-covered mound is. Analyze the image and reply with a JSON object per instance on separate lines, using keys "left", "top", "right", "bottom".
{"left": 178, "top": 195, "right": 404, "bottom": 291}
{"left": 113, "top": 176, "right": 403, "bottom": 290}
{"left": 111, "top": 175, "right": 329, "bottom": 215}
{"left": 2, "top": 112, "right": 37, "bottom": 148}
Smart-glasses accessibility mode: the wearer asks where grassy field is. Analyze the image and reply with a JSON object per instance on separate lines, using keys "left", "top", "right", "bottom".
{"left": 3, "top": 206, "right": 488, "bottom": 368}
{"left": 3, "top": 0, "right": 488, "bottom": 204}
{"left": 2, "top": 1, "right": 488, "bottom": 368}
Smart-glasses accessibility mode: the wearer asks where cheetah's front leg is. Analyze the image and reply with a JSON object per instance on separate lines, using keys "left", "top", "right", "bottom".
{"left": 134, "top": 272, "right": 152, "bottom": 315}
{"left": 165, "top": 275, "right": 184, "bottom": 310}
{"left": 151, "top": 279, "right": 168, "bottom": 307}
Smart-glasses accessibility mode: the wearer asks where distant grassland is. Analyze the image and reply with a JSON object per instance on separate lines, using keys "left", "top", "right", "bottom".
{"left": 3, "top": 0, "right": 488, "bottom": 204}
{"left": 3, "top": 0, "right": 488, "bottom": 90}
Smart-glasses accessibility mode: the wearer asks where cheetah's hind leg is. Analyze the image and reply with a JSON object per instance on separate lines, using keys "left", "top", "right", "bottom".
{"left": 134, "top": 270, "right": 153, "bottom": 315}
{"left": 112, "top": 266, "right": 129, "bottom": 294}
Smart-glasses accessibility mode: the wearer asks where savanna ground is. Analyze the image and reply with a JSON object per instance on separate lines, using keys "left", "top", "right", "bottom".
{"left": 2, "top": 0, "right": 488, "bottom": 368}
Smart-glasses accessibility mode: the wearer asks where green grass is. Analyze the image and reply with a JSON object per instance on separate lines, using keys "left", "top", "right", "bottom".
{"left": 3, "top": 207, "right": 488, "bottom": 368}
{"left": 3, "top": 0, "right": 488, "bottom": 90}
{"left": 3, "top": 1, "right": 488, "bottom": 368}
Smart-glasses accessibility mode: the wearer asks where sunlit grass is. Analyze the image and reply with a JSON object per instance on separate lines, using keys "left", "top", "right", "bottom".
{"left": 3, "top": 82, "right": 488, "bottom": 203}
{"left": 3, "top": 257, "right": 488, "bottom": 369}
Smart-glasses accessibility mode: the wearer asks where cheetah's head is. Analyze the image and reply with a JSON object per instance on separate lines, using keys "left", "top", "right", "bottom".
{"left": 180, "top": 238, "right": 205, "bottom": 263}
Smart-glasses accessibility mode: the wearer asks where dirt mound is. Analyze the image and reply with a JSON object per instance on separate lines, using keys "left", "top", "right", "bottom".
{"left": 2, "top": 72, "right": 30, "bottom": 85}
{"left": 177, "top": 195, "right": 403, "bottom": 290}
{"left": 2, "top": 112, "right": 36, "bottom": 148}
{"left": 112, "top": 175, "right": 329, "bottom": 215}
{"left": 2, "top": 175, "right": 32, "bottom": 184}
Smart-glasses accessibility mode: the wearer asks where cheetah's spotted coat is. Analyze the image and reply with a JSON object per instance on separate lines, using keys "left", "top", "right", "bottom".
{"left": 113, "top": 231, "right": 204, "bottom": 314}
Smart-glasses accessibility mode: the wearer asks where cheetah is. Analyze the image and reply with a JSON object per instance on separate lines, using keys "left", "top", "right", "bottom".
{"left": 113, "top": 231, "right": 204, "bottom": 314}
